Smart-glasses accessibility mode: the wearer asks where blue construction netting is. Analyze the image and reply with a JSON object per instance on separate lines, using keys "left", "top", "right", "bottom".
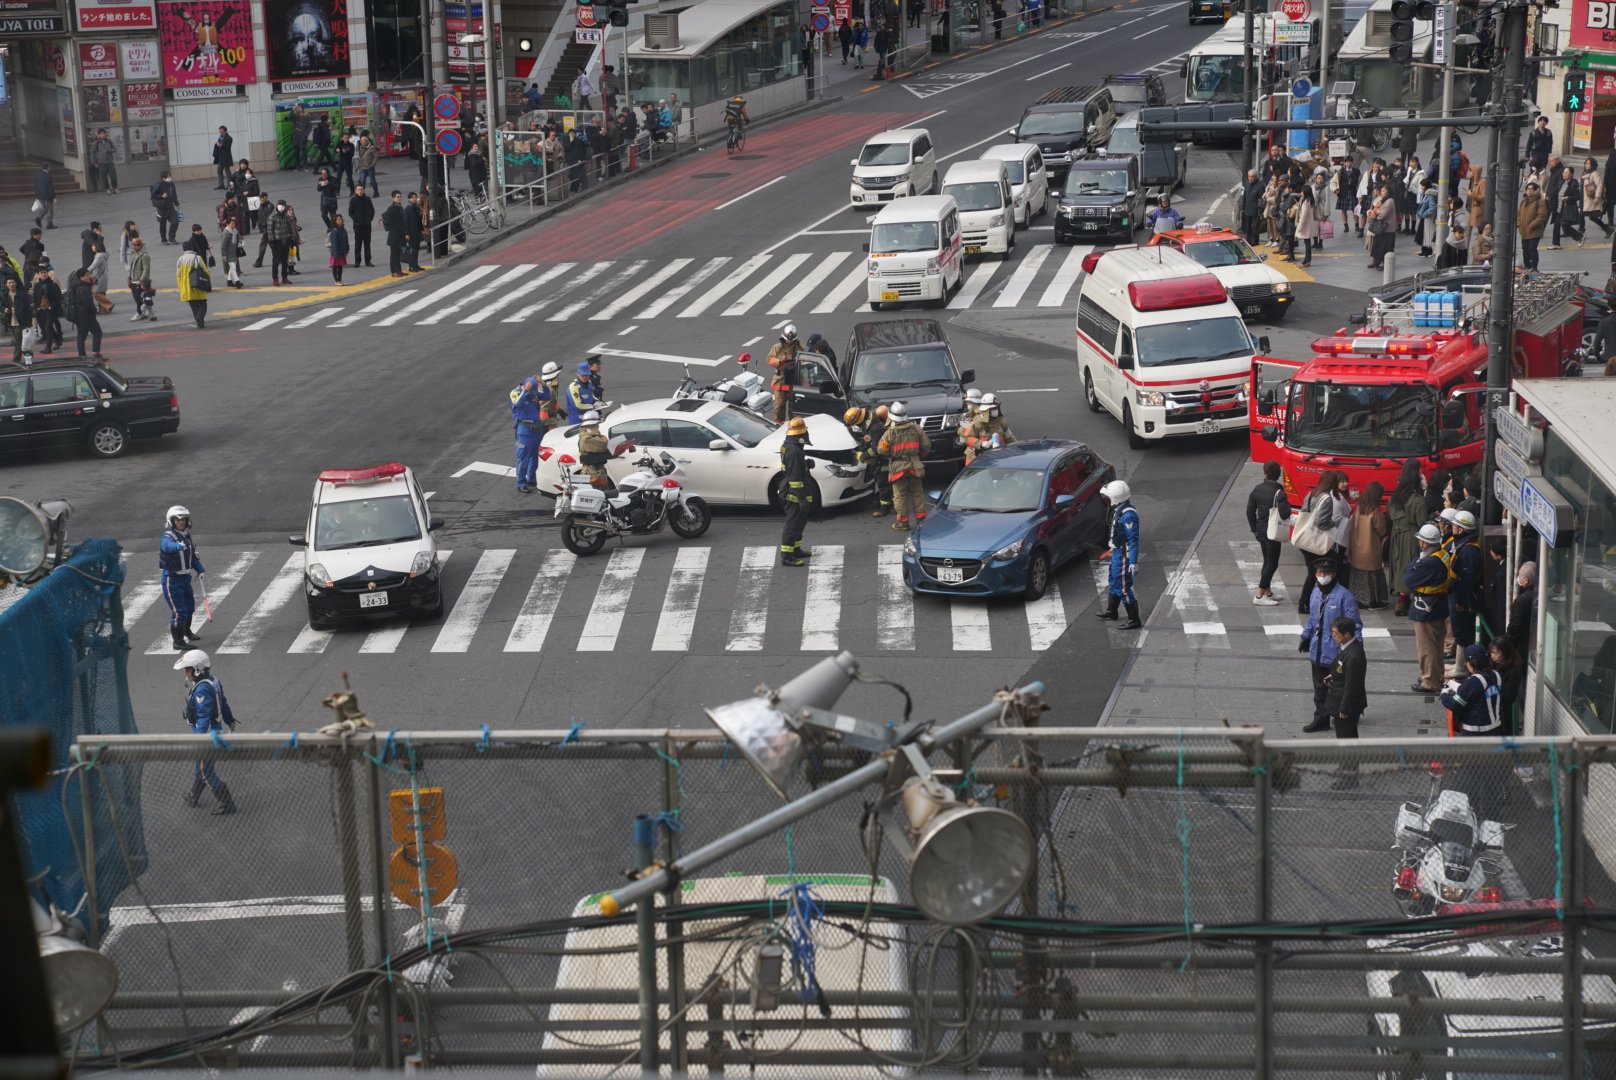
{"left": 1, "top": 537, "right": 146, "bottom": 939}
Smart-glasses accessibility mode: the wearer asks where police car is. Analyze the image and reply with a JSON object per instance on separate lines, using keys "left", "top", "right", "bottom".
{"left": 1146, "top": 224, "right": 1294, "bottom": 321}
{"left": 289, "top": 462, "right": 445, "bottom": 629}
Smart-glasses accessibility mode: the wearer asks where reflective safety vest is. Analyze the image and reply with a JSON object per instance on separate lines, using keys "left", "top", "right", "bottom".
{"left": 1413, "top": 545, "right": 1457, "bottom": 595}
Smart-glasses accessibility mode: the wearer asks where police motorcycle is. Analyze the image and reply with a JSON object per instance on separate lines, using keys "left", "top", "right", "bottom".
{"left": 1391, "top": 763, "right": 1510, "bottom": 917}
{"left": 554, "top": 449, "right": 713, "bottom": 556}
{"left": 670, "top": 353, "right": 772, "bottom": 417}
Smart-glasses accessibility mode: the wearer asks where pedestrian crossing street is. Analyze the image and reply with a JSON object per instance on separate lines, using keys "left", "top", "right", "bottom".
{"left": 236, "top": 244, "right": 1101, "bottom": 333}
{"left": 119, "top": 538, "right": 1408, "bottom": 661}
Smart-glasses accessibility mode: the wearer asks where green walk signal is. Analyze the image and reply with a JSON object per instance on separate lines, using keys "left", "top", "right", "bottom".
{"left": 1565, "top": 70, "right": 1589, "bottom": 113}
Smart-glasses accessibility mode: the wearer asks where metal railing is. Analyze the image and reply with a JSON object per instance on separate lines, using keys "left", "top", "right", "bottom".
{"left": 47, "top": 724, "right": 1616, "bottom": 1075}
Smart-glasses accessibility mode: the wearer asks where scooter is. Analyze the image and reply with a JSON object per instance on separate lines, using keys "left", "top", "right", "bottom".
{"left": 1391, "top": 763, "right": 1510, "bottom": 918}
{"left": 554, "top": 451, "right": 712, "bottom": 556}
{"left": 670, "top": 355, "right": 773, "bottom": 417}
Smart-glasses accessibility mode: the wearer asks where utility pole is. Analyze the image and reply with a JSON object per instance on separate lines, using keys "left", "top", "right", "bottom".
{"left": 1318, "top": 0, "right": 1330, "bottom": 129}
{"left": 1433, "top": 2, "right": 1456, "bottom": 259}
{"left": 1243, "top": 0, "right": 1257, "bottom": 173}
{"left": 418, "top": 0, "right": 439, "bottom": 202}
{"left": 1481, "top": 1, "right": 1528, "bottom": 531}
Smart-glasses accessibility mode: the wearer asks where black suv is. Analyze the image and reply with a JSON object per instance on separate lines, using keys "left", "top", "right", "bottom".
{"left": 785, "top": 319, "right": 975, "bottom": 469}
{"left": 1102, "top": 73, "right": 1168, "bottom": 113}
{"left": 0, "top": 359, "right": 179, "bottom": 458}
{"left": 1054, "top": 156, "right": 1143, "bottom": 243}
{"left": 1013, "top": 86, "right": 1117, "bottom": 194}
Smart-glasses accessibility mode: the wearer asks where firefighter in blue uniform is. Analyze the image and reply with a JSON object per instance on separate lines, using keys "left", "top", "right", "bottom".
{"left": 566, "top": 360, "right": 600, "bottom": 423}
{"left": 1095, "top": 480, "right": 1142, "bottom": 629}
{"left": 159, "top": 505, "right": 205, "bottom": 651}
{"left": 511, "top": 376, "right": 543, "bottom": 493}
{"left": 177, "top": 648, "right": 237, "bottom": 814}
{"left": 778, "top": 416, "right": 813, "bottom": 567}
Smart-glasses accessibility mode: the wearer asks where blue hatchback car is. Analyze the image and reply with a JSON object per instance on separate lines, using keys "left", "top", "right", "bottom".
{"left": 901, "top": 439, "right": 1116, "bottom": 601}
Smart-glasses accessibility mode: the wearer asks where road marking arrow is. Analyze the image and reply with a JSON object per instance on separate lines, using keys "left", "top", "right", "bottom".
{"left": 451, "top": 462, "right": 517, "bottom": 479}
{"left": 587, "top": 344, "right": 727, "bottom": 367}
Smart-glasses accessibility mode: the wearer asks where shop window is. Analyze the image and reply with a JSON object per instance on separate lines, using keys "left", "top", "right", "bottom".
{"left": 367, "top": 0, "right": 424, "bottom": 85}
{"left": 1539, "top": 431, "right": 1616, "bottom": 734}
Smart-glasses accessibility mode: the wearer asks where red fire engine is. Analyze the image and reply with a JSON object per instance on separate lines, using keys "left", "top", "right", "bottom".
{"left": 1248, "top": 271, "right": 1585, "bottom": 497}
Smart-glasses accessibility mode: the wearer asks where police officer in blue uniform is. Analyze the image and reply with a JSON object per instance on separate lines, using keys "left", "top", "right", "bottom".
{"left": 160, "top": 505, "right": 205, "bottom": 651}
{"left": 1440, "top": 644, "right": 1503, "bottom": 736}
{"left": 1095, "top": 480, "right": 1143, "bottom": 629}
{"left": 566, "top": 360, "right": 599, "bottom": 423}
{"left": 1299, "top": 556, "right": 1363, "bottom": 733}
{"left": 176, "top": 648, "right": 237, "bottom": 814}
{"left": 1443, "top": 509, "right": 1484, "bottom": 677}
{"left": 511, "top": 376, "right": 543, "bottom": 493}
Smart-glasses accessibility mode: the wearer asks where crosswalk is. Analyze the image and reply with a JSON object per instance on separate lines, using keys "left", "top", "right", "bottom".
{"left": 238, "top": 244, "right": 1100, "bottom": 333}
{"left": 119, "top": 538, "right": 1411, "bottom": 661}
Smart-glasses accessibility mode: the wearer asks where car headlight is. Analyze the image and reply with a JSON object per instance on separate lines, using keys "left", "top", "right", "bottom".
{"left": 1136, "top": 389, "right": 1166, "bottom": 407}
{"left": 988, "top": 213, "right": 1005, "bottom": 228}
{"left": 1058, "top": 204, "right": 1073, "bottom": 216}
{"left": 1273, "top": 282, "right": 1292, "bottom": 294}
{"left": 991, "top": 540, "right": 1024, "bottom": 561}
{"left": 1439, "top": 884, "right": 1467, "bottom": 902}
{"left": 868, "top": 259, "right": 880, "bottom": 274}
{"left": 941, "top": 412, "right": 960, "bottom": 428}
{"left": 903, "top": 536, "right": 918, "bottom": 556}
{"left": 409, "top": 551, "right": 433, "bottom": 578}
{"left": 307, "top": 563, "right": 332, "bottom": 588}
{"left": 926, "top": 257, "right": 940, "bottom": 274}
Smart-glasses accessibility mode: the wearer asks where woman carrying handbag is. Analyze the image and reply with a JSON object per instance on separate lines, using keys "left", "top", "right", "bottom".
{"left": 1246, "top": 460, "right": 1291, "bottom": 606}
{"left": 1292, "top": 469, "right": 1347, "bottom": 615}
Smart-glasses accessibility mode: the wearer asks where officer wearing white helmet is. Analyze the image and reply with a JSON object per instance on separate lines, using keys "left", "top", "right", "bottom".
{"left": 537, "top": 360, "right": 567, "bottom": 428}
{"left": 972, "top": 393, "right": 1015, "bottom": 454}
{"left": 964, "top": 387, "right": 984, "bottom": 421}
{"left": 576, "top": 409, "right": 611, "bottom": 488}
{"left": 1444, "top": 508, "right": 1484, "bottom": 677}
{"left": 1404, "top": 521, "right": 1455, "bottom": 693}
{"left": 159, "top": 505, "right": 206, "bottom": 652}
{"left": 767, "top": 323, "right": 802, "bottom": 423}
{"left": 1096, "top": 480, "right": 1143, "bottom": 629}
{"left": 877, "top": 401, "right": 931, "bottom": 530}
{"left": 175, "top": 649, "right": 237, "bottom": 815}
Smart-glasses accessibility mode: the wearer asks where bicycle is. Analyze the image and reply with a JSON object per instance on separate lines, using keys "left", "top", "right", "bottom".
{"left": 451, "top": 190, "right": 500, "bottom": 235}
{"left": 726, "top": 118, "right": 747, "bottom": 155}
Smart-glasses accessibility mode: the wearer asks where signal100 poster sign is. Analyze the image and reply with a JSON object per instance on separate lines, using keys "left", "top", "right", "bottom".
{"left": 156, "top": 1, "right": 256, "bottom": 88}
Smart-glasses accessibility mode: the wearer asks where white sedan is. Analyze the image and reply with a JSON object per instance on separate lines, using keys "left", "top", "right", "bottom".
{"left": 535, "top": 399, "right": 873, "bottom": 509}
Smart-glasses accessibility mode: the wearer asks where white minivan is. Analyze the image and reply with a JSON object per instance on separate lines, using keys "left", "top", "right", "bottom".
{"left": 849, "top": 128, "right": 940, "bottom": 207}
{"left": 978, "top": 143, "right": 1050, "bottom": 226}
{"left": 940, "top": 159, "right": 1015, "bottom": 259}
{"left": 1074, "top": 246, "right": 1266, "bottom": 450}
{"left": 864, "top": 195, "right": 964, "bottom": 310}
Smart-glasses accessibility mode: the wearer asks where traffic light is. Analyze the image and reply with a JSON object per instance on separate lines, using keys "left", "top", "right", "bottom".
{"left": 1565, "top": 69, "right": 1590, "bottom": 112}
{"left": 608, "top": 0, "right": 628, "bottom": 25}
{"left": 1388, "top": 0, "right": 1435, "bottom": 63}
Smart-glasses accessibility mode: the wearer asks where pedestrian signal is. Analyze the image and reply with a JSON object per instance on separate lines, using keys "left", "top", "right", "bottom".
{"left": 1565, "top": 69, "right": 1589, "bottom": 113}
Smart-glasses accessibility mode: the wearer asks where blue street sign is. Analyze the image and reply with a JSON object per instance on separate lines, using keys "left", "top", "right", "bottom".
{"left": 436, "top": 129, "right": 464, "bottom": 156}
{"left": 434, "top": 93, "right": 460, "bottom": 123}
{"left": 1291, "top": 77, "right": 1312, "bottom": 100}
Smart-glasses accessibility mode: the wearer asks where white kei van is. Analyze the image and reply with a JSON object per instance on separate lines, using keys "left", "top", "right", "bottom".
{"left": 849, "top": 128, "right": 940, "bottom": 207}
{"left": 940, "top": 159, "right": 1015, "bottom": 259}
{"left": 1074, "top": 246, "right": 1267, "bottom": 450}
{"left": 978, "top": 143, "right": 1050, "bottom": 226}
{"left": 864, "top": 195, "right": 964, "bottom": 310}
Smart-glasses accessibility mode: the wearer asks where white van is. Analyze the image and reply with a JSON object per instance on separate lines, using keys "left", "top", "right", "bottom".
{"left": 849, "top": 127, "right": 939, "bottom": 207}
{"left": 1074, "top": 246, "right": 1265, "bottom": 449}
{"left": 978, "top": 143, "right": 1050, "bottom": 226}
{"left": 865, "top": 195, "right": 964, "bottom": 310}
{"left": 940, "top": 159, "right": 1015, "bottom": 259}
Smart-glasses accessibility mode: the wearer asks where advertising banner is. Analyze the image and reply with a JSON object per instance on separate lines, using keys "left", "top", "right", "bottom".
{"left": 79, "top": 40, "right": 119, "bottom": 80}
{"left": 120, "top": 38, "right": 161, "bottom": 79}
{"left": 125, "top": 123, "right": 167, "bottom": 162}
{"left": 58, "top": 86, "right": 78, "bottom": 156}
{"left": 75, "top": 0, "right": 158, "bottom": 33}
{"left": 157, "top": 1, "right": 255, "bottom": 88}
{"left": 124, "top": 79, "right": 163, "bottom": 119}
{"left": 81, "top": 83, "right": 123, "bottom": 124}
{"left": 1571, "top": 0, "right": 1616, "bottom": 52}
{"left": 264, "top": 0, "right": 352, "bottom": 82}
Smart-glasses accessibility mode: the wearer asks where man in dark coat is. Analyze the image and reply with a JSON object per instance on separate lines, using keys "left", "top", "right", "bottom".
{"left": 33, "top": 163, "right": 55, "bottom": 230}
{"left": 1240, "top": 168, "right": 1264, "bottom": 245}
{"left": 873, "top": 25, "right": 892, "bottom": 80}
{"left": 212, "top": 126, "right": 234, "bottom": 189}
{"left": 381, "top": 190, "right": 408, "bottom": 277}
{"left": 347, "top": 185, "right": 375, "bottom": 268}
{"left": 1321, "top": 616, "right": 1368, "bottom": 787}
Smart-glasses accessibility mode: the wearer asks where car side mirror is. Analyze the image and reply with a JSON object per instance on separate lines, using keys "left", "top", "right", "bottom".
{"left": 926, "top": 489, "right": 943, "bottom": 501}
{"left": 1259, "top": 253, "right": 1269, "bottom": 261}
{"left": 1262, "top": 426, "right": 1280, "bottom": 442}
{"left": 1257, "top": 335, "right": 1271, "bottom": 352}
{"left": 1127, "top": 189, "right": 1137, "bottom": 198}
{"left": 862, "top": 242, "right": 870, "bottom": 252}
{"left": 1349, "top": 312, "right": 1367, "bottom": 325}
{"left": 289, "top": 534, "right": 307, "bottom": 547}
{"left": 959, "top": 368, "right": 975, "bottom": 383}
{"left": 1010, "top": 126, "right": 1019, "bottom": 139}
{"left": 708, "top": 438, "right": 731, "bottom": 450}
{"left": 818, "top": 380, "right": 837, "bottom": 394}
{"left": 1055, "top": 493, "right": 1076, "bottom": 508}
{"left": 1117, "top": 352, "right": 1135, "bottom": 370}
{"left": 850, "top": 157, "right": 858, "bottom": 166}
{"left": 428, "top": 516, "right": 444, "bottom": 531}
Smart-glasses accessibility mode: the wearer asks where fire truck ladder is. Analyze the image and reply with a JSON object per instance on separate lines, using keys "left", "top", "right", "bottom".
{"left": 1509, "top": 271, "right": 1580, "bottom": 325}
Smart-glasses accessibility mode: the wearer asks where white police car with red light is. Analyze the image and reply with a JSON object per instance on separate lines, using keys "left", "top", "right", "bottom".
{"left": 289, "top": 462, "right": 446, "bottom": 630}
{"left": 1074, "top": 246, "right": 1266, "bottom": 451}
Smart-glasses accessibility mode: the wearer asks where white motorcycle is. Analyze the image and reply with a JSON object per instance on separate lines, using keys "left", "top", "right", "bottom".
{"left": 1392, "top": 764, "right": 1510, "bottom": 917}
{"left": 671, "top": 355, "right": 773, "bottom": 417}
{"left": 555, "top": 451, "right": 712, "bottom": 557}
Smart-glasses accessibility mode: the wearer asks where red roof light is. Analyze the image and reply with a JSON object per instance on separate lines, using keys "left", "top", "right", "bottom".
{"left": 1081, "top": 250, "right": 1105, "bottom": 274}
{"left": 1127, "top": 275, "right": 1227, "bottom": 312}
{"left": 318, "top": 463, "right": 407, "bottom": 485}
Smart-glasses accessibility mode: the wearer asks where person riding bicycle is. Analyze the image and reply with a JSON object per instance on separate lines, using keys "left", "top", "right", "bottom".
{"left": 724, "top": 96, "right": 750, "bottom": 133}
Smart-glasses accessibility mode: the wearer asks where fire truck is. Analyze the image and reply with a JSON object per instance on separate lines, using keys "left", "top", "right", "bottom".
{"left": 1248, "top": 271, "right": 1585, "bottom": 496}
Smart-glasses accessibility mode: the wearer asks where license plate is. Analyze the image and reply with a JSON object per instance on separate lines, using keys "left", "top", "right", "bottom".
{"left": 1080, "top": 222, "right": 1098, "bottom": 231}
{"left": 1196, "top": 419, "right": 1221, "bottom": 435}
{"left": 1242, "top": 304, "right": 1264, "bottom": 316}
{"left": 965, "top": 245, "right": 982, "bottom": 255}
{"left": 880, "top": 290, "right": 900, "bottom": 301}
{"left": 359, "top": 592, "right": 390, "bottom": 609}
{"left": 938, "top": 567, "right": 965, "bottom": 584}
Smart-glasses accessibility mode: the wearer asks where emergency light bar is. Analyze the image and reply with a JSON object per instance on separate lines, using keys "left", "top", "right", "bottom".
{"left": 318, "top": 463, "right": 408, "bottom": 485}
{"left": 1311, "top": 336, "right": 1440, "bottom": 357}
{"left": 1127, "top": 276, "right": 1227, "bottom": 312}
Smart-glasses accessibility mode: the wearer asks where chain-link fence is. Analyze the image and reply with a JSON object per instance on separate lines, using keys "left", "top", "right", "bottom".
{"left": 49, "top": 724, "right": 1616, "bottom": 1075}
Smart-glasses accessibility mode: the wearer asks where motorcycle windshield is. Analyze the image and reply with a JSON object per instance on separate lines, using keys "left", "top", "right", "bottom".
{"left": 1437, "top": 840, "right": 1474, "bottom": 882}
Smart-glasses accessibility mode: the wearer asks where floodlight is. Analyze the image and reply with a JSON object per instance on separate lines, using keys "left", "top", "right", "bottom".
{"left": 0, "top": 497, "right": 72, "bottom": 581}
{"left": 34, "top": 900, "right": 118, "bottom": 1034}
{"left": 887, "top": 776, "right": 1034, "bottom": 926}
{"left": 705, "top": 651, "right": 860, "bottom": 799}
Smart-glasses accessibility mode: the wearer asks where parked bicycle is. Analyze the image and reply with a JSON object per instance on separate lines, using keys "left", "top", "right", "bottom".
{"left": 451, "top": 190, "right": 501, "bottom": 235}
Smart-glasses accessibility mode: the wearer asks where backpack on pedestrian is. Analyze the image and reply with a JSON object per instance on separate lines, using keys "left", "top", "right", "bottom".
{"left": 62, "top": 287, "right": 79, "bottom": 325}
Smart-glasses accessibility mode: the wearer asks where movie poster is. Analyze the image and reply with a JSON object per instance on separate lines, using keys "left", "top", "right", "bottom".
{"left": 81, "top": 83, "right": 122, "bottom": 124}
{"left": 157, "top": 0, "right": 256, "bottom": 88}
{"left": 264, "top": 0, "right": 351, "bottom": 82}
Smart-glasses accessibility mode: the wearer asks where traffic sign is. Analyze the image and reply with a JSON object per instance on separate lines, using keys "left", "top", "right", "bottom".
{"left": 1291, "top": 77, "right": 1312, "bottom": 100}
{"left": 811, "top": 11, "right": 830, "bottom": 31}
{"left": 433, "top": 92, "right": 460, "bottom": 122}
{"left": 1492, "top": 405, "right": 1542, "bottom": 462}
{"left": 1521, "top": 475, "right": 1573, "bottom": 546}
{"left": 1493, "top": 470, "right": 1523, "bottom": 519}
{"left": 1279, "top": 0, "right": 1309, "bottom": 20}
{"left": 1494, "top": 438, "right": 1534, "bottom": 489}
{"left": 575, "top": 27, "right": 604, "bottom": 43}
{"left": 436, "top": 128, "right": 463, "bottom": 155}
{"left": 576, "top": 3, "right": 596, "bottom": 26}
{"left": 1432, "top": 2, "right": 1451, "bottom": 66}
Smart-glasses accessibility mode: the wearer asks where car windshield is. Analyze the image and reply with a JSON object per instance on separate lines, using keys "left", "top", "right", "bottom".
{"left": 1182, "top": 237, "right": 1261, "bottom": 267}
{"left": 1135, "top": 316, "right": 1251, "bottom": 366}
{"left": 851, "top": 345, "right": 956, "bottom": 390}
{"left": 705, "top": 403, "right": 776, "bottom": 448}
{"left": 1186, "top": 56, "right": 1247, "bottom": 102}
{"left": 870, "top": 221, "right": 940, "bottom": 253}
{"left": 993, "top": 157, "right": 1026, "bottom": 184}
{"left": 1018, "top": 112, "right": 1083, "bottom": 137}
{"left": 1109, "top": 82, "right": 1150, "bottom": 104}
{"left": 943, "top": 466, "right": 1045, "bottom": 513}
{"left": 859, "top": 142, "right": 911, "bottom": 166}
{"left": 944, "top": 181, "right": 1003, "bottom": 211}
{"left": 1286, "top": 382, "right": 1438, "bottom": 457}
{"left": 315, "top": 495, "right": 421, "bottom": 550}
{"left": 1106, "top": 128, "right": 1142, "bottom": 155}
{"left": 97, "top": 364, "right": 129, "bottom": 392}
{"left": 1066, "top": 169, "right": 1130, "bottom": 196}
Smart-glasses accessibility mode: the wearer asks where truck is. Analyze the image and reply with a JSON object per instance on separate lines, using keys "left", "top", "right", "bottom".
{"left": 1248, "top": 271, "right": 1585, "bottom": 498}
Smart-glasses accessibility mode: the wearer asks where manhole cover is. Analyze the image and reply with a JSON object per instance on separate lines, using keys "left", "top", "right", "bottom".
{"left": 691, "top": 172, "right": 732, "bottom": 179}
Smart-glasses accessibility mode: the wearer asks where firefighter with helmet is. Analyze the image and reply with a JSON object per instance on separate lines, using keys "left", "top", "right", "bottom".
{"left": 962, "top": 392, "right": 1015, "bottom": 464}
{"left": 768, "top": 323, "right": 801, "bottom": 423}
{"left": 878, "top": 401, "right": 930, "bottom": 530}
{"left": 779, "top": 416, "right": 813, "bottom": 566}
{"left": 159, "top": 505, "right": 206, "bottom": 651}
{"left": 1095, "top": 480, "right": 1143, "bottom": 629}
{"left": 176, "top": 648, "right": 237, "bottom": 815}
{"left": 845, "top": 404, "right": 893, "bottom": 516}
{"left": 537, "top": 361, "right": 567, "bottom": 428}
{"left": 576, "top": 410, "right": 611, "bottom": 489}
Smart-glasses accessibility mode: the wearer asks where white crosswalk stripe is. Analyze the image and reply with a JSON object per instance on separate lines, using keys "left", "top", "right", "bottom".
{"left": 253, "top": 243, "right": 1108, "bottom": 333}
{"left": 124, "top": 539, "right": 1396, "bottom": 660}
